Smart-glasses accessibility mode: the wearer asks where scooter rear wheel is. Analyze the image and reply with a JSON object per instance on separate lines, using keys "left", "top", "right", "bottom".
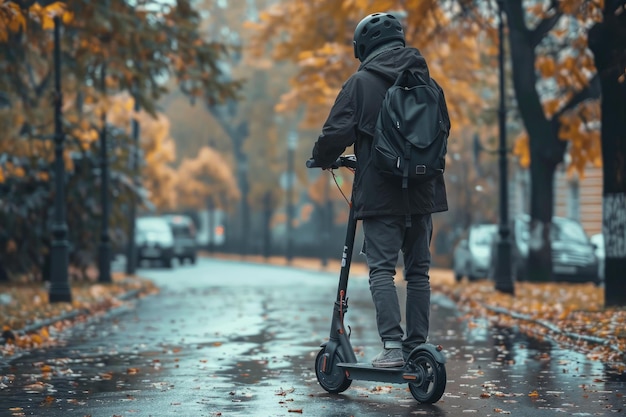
{"left": 407, "top": 350, "right": 446, "bottom": 403}
{"left": 315, "top": 348, "right": 352, "bottom": 394}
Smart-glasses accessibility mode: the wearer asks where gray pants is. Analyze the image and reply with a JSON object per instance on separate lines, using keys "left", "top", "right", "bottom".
{"left": 362, "top": 214, "right": 433, "bottom": 353}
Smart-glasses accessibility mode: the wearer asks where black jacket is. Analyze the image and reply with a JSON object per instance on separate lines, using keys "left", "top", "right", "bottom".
{"left": 312, "top": 46, "right": 450, "bottom": 219}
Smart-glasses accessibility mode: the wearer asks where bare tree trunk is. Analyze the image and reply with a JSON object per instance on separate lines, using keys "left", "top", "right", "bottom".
{"left": 527, "top": 157, "right": 557, "bottom": 281}
{"left": 589, "top": 1, "right": 626, "bottom": 307}
{"left": 504, "top": 0, "right": 566, "bottom": 281}
{"left": 207, "top": 106, "right": 250, "bottom": 256}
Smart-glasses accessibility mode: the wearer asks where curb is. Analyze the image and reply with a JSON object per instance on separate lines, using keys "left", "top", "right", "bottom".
{"left": 0, "top": 287, "right": 144, "bottom": 346}
{"left": 483, "top": 304, "right": 624, "bottom": 360}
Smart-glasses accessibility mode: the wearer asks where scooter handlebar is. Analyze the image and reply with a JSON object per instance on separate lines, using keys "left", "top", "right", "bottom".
{"left": 305, "top": 159, "right": 324, "bottom": 169}
{"left": 306, "top": 155, "right": 357, "bottom": 170}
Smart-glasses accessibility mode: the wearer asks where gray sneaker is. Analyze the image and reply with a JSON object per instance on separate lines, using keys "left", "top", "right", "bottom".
{"left": 371, "top": 348, "right": 405, "bottom": 368}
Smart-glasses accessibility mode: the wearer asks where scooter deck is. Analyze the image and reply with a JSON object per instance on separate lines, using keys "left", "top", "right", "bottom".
{"left": 337, "top": 362, "right": 416, "bottom": 384}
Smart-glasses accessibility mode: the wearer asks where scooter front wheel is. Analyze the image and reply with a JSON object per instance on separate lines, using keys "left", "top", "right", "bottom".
{"left": 315, "top": 348, "right": 352, "bottom": 394}
{"left": 406, "top": 350, "right": 446, "bottom": 403}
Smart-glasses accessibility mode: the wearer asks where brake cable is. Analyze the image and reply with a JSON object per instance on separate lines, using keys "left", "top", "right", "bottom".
{"left": 329, "top": 167, "right": 355, "bottom": 208}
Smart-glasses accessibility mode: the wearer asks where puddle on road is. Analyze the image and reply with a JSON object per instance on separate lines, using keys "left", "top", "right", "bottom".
{"left": 0, "top": 347, "right": 171, "bottom": 415}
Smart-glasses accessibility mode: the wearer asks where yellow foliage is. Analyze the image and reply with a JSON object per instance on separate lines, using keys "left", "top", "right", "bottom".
{"left": 36, "top": 1, "right": 74, "bottom": 28}
{"left": 247, "top": 0, "right": 484, "bottom": 131}
{"left": 105, "top": 93, "right": 180, "bottom": 209}
{"left": 536, "top": 56, "right": 556, "bottom": 77}
{"left": 543, "top": 99, "right": 558, "bottom": 118}
{"left": 513, "top": 133, "right": 530, "bottom": 168}
{"left": 6, "top": 5, "right": 25, "bottom": 32}
{"left": 0, "top": 0, "right": 74, "bottom": 41}
{"left": 175, "top": 146, "right": 240, "bottom": 209}
{"left": 558, "top": 101, "right": 602, "bottom": 176}
{"left": 106, "top": 92, "right": 241, "bottom": 211}
{"left": 247, "top": 0, "right": 606, "bottom": 184}
{"left": 63, "top": 149, "right": 74, "bottom": 172}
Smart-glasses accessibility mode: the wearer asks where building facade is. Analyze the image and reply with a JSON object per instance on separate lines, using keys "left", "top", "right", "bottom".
{"left": 512, "top": 164, "right": 603, "bottom": 237}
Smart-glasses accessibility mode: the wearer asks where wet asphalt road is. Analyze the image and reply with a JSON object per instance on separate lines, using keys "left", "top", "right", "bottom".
{"left": 0, "top": 257, "right": 625, "bottom": 416}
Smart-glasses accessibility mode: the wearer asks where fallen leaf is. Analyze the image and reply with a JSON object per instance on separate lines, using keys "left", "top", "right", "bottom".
{"left": 41, "top": 395, "right": 55, "bottom": 405}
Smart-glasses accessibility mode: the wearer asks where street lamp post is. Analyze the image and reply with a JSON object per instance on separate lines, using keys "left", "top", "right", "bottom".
{"left": 48, "top": 15, "right": 72, "bottom": 303}
{"left": 98, "top": 62, "right": 112, "bottom": 283}
{"left": 493, "top": 0, "right": 514, "bottom": 294}
{"left": 237, "top": 158, "right": 249, "bottom": 256}
{"left": 286, "top": 130, "right": 298, "bottom": 264}
{"left": 125, "top": 89, "right": 140, "bottom": 275}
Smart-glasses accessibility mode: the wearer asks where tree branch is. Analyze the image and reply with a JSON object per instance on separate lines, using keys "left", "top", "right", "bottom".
{"left": 552, "top": 74, "right": 601, "bottom": 121}
{"left": 530, "top": 10, "right": 563, "bottom": 48}
{"left": 34, "top": 70, "right": 52, "bottom": 99}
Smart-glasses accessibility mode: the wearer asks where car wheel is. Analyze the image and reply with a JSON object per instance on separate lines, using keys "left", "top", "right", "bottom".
{"left": 190, "top": 255, "right": 197, "bottom": 265}
{"left": 163, "top": 256, "right": 173, "bottom": 269}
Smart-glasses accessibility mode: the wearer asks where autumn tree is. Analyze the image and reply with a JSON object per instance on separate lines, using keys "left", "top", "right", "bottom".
{"left": 497, "top": 0, "right": 602, "bottom": 283}
{"left": 106, "top": 94, "right": 179, "bottom": 210}
{"left": 159, "top": 0, "right": 305, "bottom": 255}
{"left": 175, "top": 146, "right": 240, "bottom": 211}
{"left": 0, "top": 0, "right": 240, "bottom": 280}
{"left": 588, "top": 0, "right": 626, "bottom": 307}
{"left": 246, "top": 0, "right": 483, "bottom": 130}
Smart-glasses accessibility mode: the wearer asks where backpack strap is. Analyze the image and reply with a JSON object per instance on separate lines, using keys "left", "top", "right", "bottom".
{"left": 402, "top": 141, "right": 412, "bottom": 228}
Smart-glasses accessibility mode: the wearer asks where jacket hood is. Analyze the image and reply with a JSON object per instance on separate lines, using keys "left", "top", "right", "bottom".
{"left": 358, "top": 47, "right": 429, "bottom": 84}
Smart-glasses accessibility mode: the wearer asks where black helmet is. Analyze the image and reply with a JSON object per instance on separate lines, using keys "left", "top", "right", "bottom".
{"left": 353, "top": 13, "right": 405, "bottom": 62}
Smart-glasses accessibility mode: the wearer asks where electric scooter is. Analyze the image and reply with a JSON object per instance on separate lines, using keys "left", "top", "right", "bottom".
{"left": 306, "top": 155, "right": 447, "bottom": 404}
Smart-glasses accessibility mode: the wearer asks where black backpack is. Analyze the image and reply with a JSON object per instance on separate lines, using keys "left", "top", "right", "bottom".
{"left": 372, "top": 69, "right": 449, "bottom": 182}
{"left": 371, "top": 69, "right": 449, "bottom": 225}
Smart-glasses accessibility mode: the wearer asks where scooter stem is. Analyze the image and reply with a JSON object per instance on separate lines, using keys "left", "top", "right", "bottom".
{"left": 325, "top": 201, "right": 359, "bottom": 365}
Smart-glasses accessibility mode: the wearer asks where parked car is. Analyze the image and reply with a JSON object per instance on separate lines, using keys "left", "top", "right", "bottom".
{"left": 135, "top": 216, "right": 175, "bottom": 268}
{"left": 452, "top": 223, "right": 498, "bottom": 282}
{"left": 590, "top": 233, "right": 605, "bottom": 284}
{"left": 163, "top": 214, "right": 198, "bottom": 264}
{"left": 512, "top": 215, "right": 599, "bottom": 285}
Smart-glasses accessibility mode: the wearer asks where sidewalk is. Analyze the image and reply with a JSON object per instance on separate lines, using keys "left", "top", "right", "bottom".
{"left": 1, "top": 254, "right": 624, "bottom": 373}
{"left": 1, "top": 272, "right": 157, "bottom": 357}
